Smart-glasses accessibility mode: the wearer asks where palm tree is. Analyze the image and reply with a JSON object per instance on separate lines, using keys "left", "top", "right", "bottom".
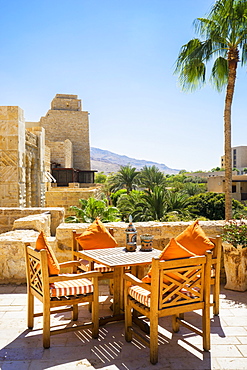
{"left": 65, "top": 197, "right": 120, "bottom": 223}
{"left": 108, "top": 165, "right": 140, "bottom": 194}
{"left": 174, "top": 0, "right": 247, "bottom": 220}
{"left": 131, "top": 186, "right": 168, "bottom": 221}
{"left": 138, "top": 165, "right": 166, "bottom": 191}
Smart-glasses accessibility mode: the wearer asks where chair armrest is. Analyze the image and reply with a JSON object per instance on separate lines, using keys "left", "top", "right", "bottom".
{"left": 123, "top": 272, "right": 151, "bottom": 291}
{"left": 59, "top": 260, "right": 82, "bottom": 268}
{"left": 49, "top": 270, "right": 103, "bottom": 283}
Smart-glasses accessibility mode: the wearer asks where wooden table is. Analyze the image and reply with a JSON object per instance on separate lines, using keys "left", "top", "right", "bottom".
{"left": 78, "top": 246, "right": 161, "bottom": 326}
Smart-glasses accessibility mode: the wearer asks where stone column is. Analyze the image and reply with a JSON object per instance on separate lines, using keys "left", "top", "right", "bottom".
{"left": 0, "top": 106, "right": 26, "bottom": 207}
{"left": 29, "top": 127, "right": 46, "bottom": 207}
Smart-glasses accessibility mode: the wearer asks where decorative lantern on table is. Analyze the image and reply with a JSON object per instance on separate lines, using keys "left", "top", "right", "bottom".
{"left": 125, "top": 215, "right": 137, "bottom": 252}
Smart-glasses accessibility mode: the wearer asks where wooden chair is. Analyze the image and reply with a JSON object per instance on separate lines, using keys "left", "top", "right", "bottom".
{"left": 72, "top": 229, "right": 114, "bottom": 294}
{"left": 72, "top": 229, "right": 114, "bottom": 274}
{"left": 209, "top": 236, "right": 222, "bottom": 316}
{"left": 124, "top": 251, "right": 212, "bottom": 365}
{"left": 25, "top": 244, "right": 101, "bottom": 348}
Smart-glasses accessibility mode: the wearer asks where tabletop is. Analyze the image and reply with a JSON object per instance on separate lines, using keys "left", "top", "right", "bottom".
{"left": 79, "top": 246, "right": 161, "bottom": 267}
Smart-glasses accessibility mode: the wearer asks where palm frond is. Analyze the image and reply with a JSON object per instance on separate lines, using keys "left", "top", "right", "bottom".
{"left": 210, "top": 56, "right": 228, "bottom": 91}
{"left": 241, "top": 43, "right": 247, "bottom": 64}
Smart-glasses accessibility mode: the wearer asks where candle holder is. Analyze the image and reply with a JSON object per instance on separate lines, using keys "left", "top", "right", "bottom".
{"left": 125, "top": 215, "right": 137, "bottom": 252}
{"left": 140, "top": 234, "right": 154, "bottom": 251}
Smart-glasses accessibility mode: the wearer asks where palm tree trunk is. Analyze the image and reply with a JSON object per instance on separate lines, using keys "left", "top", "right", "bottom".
{"left": 224, "top": 48, "right": 238, "bottom": 220}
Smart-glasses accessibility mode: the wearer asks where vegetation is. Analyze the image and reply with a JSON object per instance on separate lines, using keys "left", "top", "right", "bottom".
{"left": 65, "top": 197, "right": 120, "bottom": 223}
{"left": 222, "top": 219, "right": 247, "bottom": 248}
{"left": 108, "top": 165, "right": 140, "bottom": 194}
{"left": 174, "top": 0, "right": 247, "bottom": 220}
{"left": 138, "top": 165, "right": 166, "bottom": 191}
{"left": 66, "top": 164, "right": 247, "bottom": 223}
{"left": 187, "top": 192, "right": 246, "bottom": 220}
{"left": 95, "top": 172, "right": 107, "bottom": 183}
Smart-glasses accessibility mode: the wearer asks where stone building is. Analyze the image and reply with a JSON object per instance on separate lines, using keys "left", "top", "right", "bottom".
{"left": 221, "top": 146, "right": 247, "bottom": 174}
{"left": 0, "top": 94, "right": 92, "bottom": 208}
{"left": 38, "top": 94, "right": 90, "bottom": 171}
{"left": 0, "top": 106, "right": 46, "bottom": 207}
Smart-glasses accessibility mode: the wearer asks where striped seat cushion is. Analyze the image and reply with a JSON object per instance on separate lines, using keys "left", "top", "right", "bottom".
{"left": 129, "top": 285, "right": 151, "bottom": 307}
{"left": 93, "top": 263, "right": 113, "bottom": 273}
{"left": 50, "top": 278, "right": 93, "bottom": 298}
{"left": 129, "top": 285, "right": 200, "bottom": 308}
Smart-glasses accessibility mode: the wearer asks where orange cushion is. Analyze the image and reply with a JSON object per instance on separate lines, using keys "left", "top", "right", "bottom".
{"left": 35, "top": 231, "right": 60, "bottom": 276}
{"left": 142, "top": 238, "right": 195, "bottom": 284}
{"left": 159, "top": 238, "right": 196, "bottom": 260}
{"left": 75, "top": 218, "right": 118, "bottom": 250}
{"left": 175, "top": 220, "right": 214, "bottom": 255}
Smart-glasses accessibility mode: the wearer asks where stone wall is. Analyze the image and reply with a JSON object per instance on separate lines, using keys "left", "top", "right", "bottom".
{"left": 47, "top": 139, "right": 73, "bottom": 168}
{"left": 0, "top": 106, "right": 46, "bottom": 208}
{"left": 45, "top": 186, "right": 102, "bottom": 217}
{"left": 0, "top": 219, "right": 225, "bottom": 284}
{"left": 0, "top": 107, "right": 26, "bottom": 207}
{"left": 0, "top": 207, "right": 64, "bottom": 236}
{"left": 56, "top": 220, "right": 224, "bottom": 254}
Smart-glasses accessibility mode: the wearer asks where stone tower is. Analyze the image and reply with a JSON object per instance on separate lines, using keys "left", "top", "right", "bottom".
{"left": 40, "top": 94, "right": 90, "bottom": 170}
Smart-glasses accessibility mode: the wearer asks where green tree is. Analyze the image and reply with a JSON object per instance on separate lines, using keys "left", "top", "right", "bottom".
{"left": 108, "top": 165, "right": 140, "bottom": 194}
{"left": 110, "top": 189, "right": 127, "bottom": 206}
{"left": 138, "top": 165, "right": 166, "bottom": 191}
{"left": 95, "top": 172, "right": 107, "bottom": 183}
{"left": 187, "top": 192, "right": 246, "bottom": 220}
{"left": 182, "top": 182, "right": 207, "bottom": 196}
{"left": 116, "top": 190, "right": 143, "bottom": 221}
{"left": 132, "top": 186, "right": 168, "bottom": 221}
{"left": 175, "top": 0, "right": 247, "bottom": 220}
{"left": 65, "top": 197, "right": 120, "bottom": 223}
{"left": 163, "top": 190, "right": 191, "bottom": 219}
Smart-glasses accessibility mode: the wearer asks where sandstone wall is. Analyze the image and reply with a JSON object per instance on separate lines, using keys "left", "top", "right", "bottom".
{"left": 0, "top": 219, "right": 225, "bottom": 284}
{"left": 47, "top": 139, "right": 73, "bottom": 168}
{"left": 0, "top": 107, "right": 26, "bottom": 207}
{"left": 0, "top": 207, "right": 64, "bottom": 236}
{"left": 56, "top": 220, "right": 224, "bottom": 254}
{"left": 0, "top": 229, "right": 56, "bottom": 284}
{"left": 45, "top": 187, "right": 102, "bottom": 217}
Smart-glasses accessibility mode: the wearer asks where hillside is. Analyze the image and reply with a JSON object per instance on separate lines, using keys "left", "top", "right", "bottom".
{"left": 90, "top": 147, "right": 179, "bottom": 175}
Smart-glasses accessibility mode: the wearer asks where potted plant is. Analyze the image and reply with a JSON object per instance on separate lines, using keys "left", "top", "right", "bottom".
{"left": 221, "top": 219, "right": 247, "bottom": 291}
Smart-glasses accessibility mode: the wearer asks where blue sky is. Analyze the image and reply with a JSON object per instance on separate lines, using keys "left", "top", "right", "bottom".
{"left": 1, "top": 0, "right": 246, "bottom": 172}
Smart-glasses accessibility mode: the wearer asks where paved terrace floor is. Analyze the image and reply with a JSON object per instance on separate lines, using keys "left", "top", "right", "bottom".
{"left": 0, "top": 284, "right": 246, "bottom": 370}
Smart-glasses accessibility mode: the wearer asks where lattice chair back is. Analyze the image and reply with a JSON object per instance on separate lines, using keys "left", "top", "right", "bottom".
{"left": 26, "top": 247, "right": 48, "bottom": 300}
{"left": 157, "top": 256, "right": 207, "bottom": 311}
{"left": 124, "top": 251, "right": 212, "bottom": 364}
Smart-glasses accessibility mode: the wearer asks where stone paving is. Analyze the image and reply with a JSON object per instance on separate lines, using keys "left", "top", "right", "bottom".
{"left": 0, "top": 284, "right": 246, "bottom": 370}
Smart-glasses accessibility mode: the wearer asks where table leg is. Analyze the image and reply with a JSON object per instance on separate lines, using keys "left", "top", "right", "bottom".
{"left": 113, "top": 266, "right": 124, "bottom": 315}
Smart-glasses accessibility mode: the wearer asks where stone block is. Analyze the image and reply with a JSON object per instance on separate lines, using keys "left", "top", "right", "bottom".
{"left": 0, "top": 229, "right": 39, "bottom": 284}
{"left": 12, "top": 212, "right": 51, "bottom": 236}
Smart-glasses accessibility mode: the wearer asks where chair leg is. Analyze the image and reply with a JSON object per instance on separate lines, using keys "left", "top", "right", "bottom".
{"left": 202, "top": 306, "right": 210, "bottom": 351}
{"left": 213, "top": 284, "right": 220, "bottom": 316}
{"left": 172, "top": 314, "right": 180, "bottom": 333}
{"left": 149, "top": 313, "right": 158, "bottom": 365}
{"left": 27, "top": 291, "right": 34, "bottom": 329}
{"left": 43, "top": 303, "right": 51, "bottom": 349}
{"left": 91, "top": 280, "right": 99, "bottom": 339}
{"left": 72, "top": 304, "right": 78, "bottom": 321}
{"left": 125, "top": 300, "right": 132, "bottom": 342}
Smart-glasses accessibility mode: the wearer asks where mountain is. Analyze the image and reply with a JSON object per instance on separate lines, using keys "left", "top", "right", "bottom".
{"left": 90, "top": 147, "right": 180, "bottom": 175}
